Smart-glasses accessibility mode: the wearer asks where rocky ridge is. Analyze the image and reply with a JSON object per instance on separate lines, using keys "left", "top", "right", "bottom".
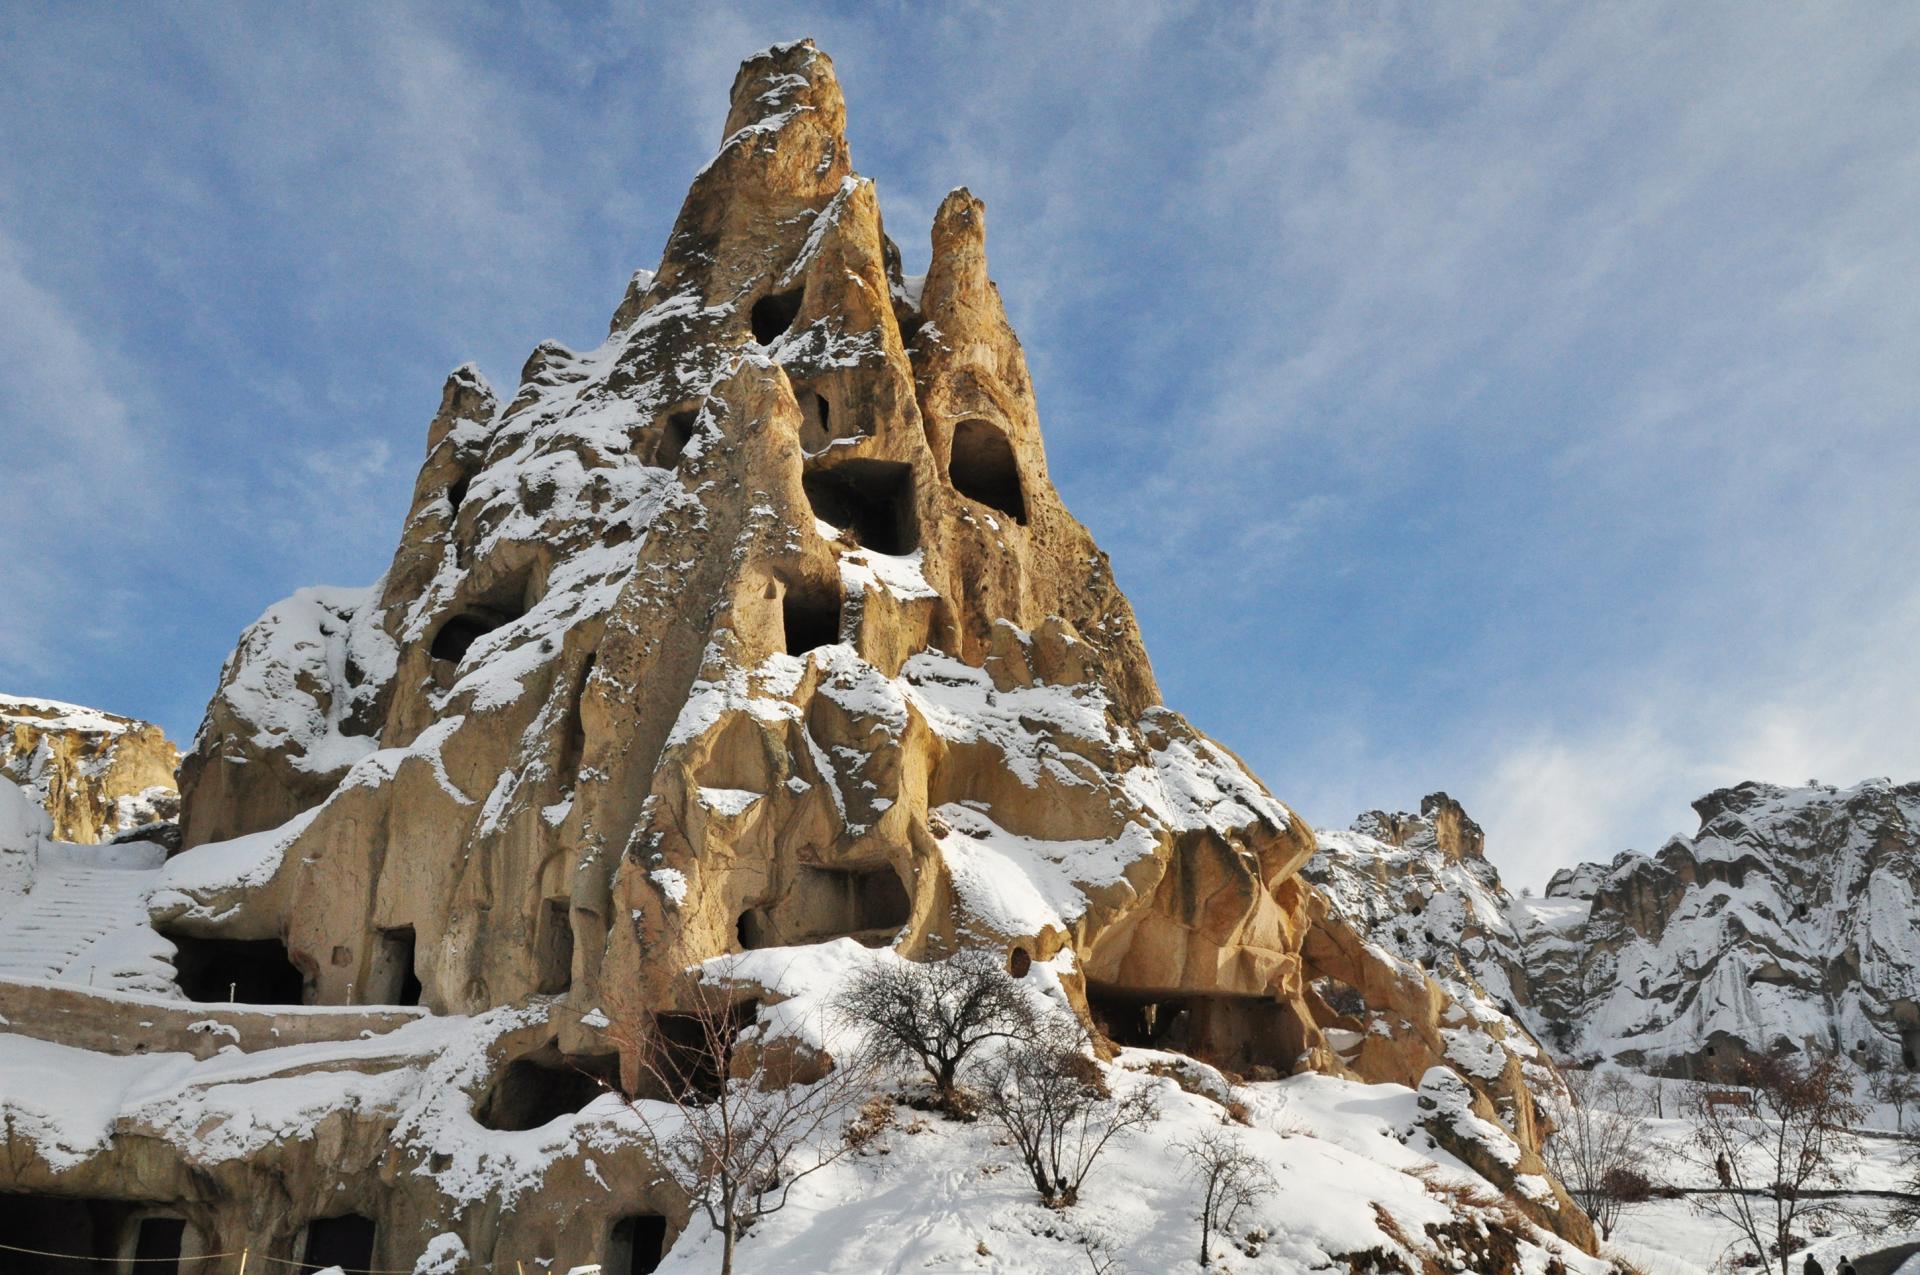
{"left": 1530, "top": 777, "right": 1920, "bottom": 1076}
{"left": 1, "top": 694, "right": 179, "bottom": 844}
{"left": 0, "top": 41, "right": 1599, "bottom": 1275}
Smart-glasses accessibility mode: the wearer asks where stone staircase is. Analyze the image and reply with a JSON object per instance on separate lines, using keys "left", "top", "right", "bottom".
{"left": 0, "top": 857, "right": 159, "bottom": 983}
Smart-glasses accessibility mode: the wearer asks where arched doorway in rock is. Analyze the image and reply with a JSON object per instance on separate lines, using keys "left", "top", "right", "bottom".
{"left": 948, "top": 418, "right": 1026, "bottom": 524}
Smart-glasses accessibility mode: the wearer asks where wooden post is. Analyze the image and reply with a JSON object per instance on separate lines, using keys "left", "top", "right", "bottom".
{"left": 238, "top": 1247, "right": 249, "bottom": 1275}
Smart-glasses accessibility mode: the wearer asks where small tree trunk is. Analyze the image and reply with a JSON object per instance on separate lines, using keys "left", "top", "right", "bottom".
{"left": 938, "top": 1059, "right": 958, "bottom": 1110}
{"left": 722, "top": 1217, "right": 736, "bottom": 1275}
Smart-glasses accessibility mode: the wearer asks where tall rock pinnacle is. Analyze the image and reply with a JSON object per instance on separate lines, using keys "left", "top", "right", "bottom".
{"left": 140, "top": 42, "right": 1595, "bottom": 1262}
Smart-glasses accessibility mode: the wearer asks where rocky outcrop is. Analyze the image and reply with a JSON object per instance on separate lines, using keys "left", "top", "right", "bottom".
{"left": 0, "top": 41, "right": 1598, "bottom": 1272}
{"left": 1, "top": 695, "right": 179, "bottom": 844}
{"left": 167, "top": 39, "right": 1321, "bottom": 1048}
{"left": 1302, "top": 795, "right": 1587, "bottom": 1246}
{"left": 1527, "top": 778, "right": 1920, "bottom": 1077}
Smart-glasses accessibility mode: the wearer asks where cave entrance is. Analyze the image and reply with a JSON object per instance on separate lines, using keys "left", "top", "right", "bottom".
{"left": 803, "top": 461, "right": 917, "bottom": 555}
{"left": 165, "top": 933, "right": 305, "bottom": 1005}
{"left": 429, "top": 574, "right": 532, "bottom": 674}
{"left": 791, "top": 382, "right": 838, "bottom": 453}
{"left": 605, "top": 1214, "right": 669, "bottom": 1275}
{"left": 476, "top": 1051, "right": 617, "bottom": 1132}
{"left": 367, "top": 927, "right": 421, "bottom": 1006}
{"left": 1086, "top": 982, "right": 1306, "bottom": 1074}
{"left": 0, "top": 1194, "right": 140, "bottom": 1272}
{"left": 653, "top": 1001, "right": 759, "bottom": 1102}
{"left": 429, "top": 613, "right": 502, "bottom": 666}
{"left": 737, "top": 864, "right": 911, "bottom": 950}
{"left": 949, "top": 418, "right": 1026, "bottom": 524}
{"left": 750, "top": 287, "right": 803, "bottom": 346}
{"left": 536, "top": 898, "right": 574, "bottom": 995}
{"left": 657, "top": 410, "right": 696, "bottom": 468}
{"left": 781, "top": 580, "right": 842, "bottom": 656}
{"left": 300, "top": 1214, "right": 376, "bottom": 1275}
{"left": 132, "top": 1216, "right": 191, "bottom": 1272}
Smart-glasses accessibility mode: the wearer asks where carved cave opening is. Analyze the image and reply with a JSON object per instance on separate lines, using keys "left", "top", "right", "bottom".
{"left": 750, "top": 287, "right": 803, "bottom": 346}
{"left": 736, "top": 864, "right": 912, "bottom": 950}
{"left": 605, "top": 1214, "right": 669, "bottom": 1275}
{"left": 803, "top": 460, "right": 917, "bottom": 555}
{"left": 445, "top": 474, "right": 470, "bottom": 517}
{"left": 536, "top": 897, "right": 574, "bottom": 995}
{"left": 477, "top": 1051, "right": 618, "bottom": 1132}
{"left": 367, "top": 926, "right": 421, "bottom": 1006}
{"left": 781, "top": 580, "right": 842, "bottom": 656}
{"left": 949, "top": 418, "right": 1027, "bottom": 524}
{"left": 429, "top": 572, "right": 533, "bottom": 671}
{"left": 653, "top": 1001, "right": 760, "bottom": 1102}
{"left": 557, "top": 653, "right": 597, "bottom": 789}
{"left": 166, "top": 933, "right": 306, "bottom": 1005}
{"left": 300, "top": 1213, "right": 376, "bottom": 1275}
{"left": 1086, "top": 981, "right": 1307, "bottom": 1075}
{"left": 0, "top": 1195, "right": 140, "bottom": 1273}
{"left": 134, "top": 1216, "right": 189, "bottom": 1271}
{"left": 795, "top": 384, "right": 836, "bottom": 453}
{"left": 657, "top": 410, "right": 697, "bottom": 468}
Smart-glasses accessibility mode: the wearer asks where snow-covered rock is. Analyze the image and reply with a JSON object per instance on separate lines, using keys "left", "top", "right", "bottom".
{"left": 1, "top": 694, "right": 179, "bottom": 844}
{"left": 1527, "top": 778, "right": 1920, "bottom": 1076}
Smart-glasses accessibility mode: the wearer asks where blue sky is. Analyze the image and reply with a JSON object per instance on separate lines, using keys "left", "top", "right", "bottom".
{"left": 3, "top": 3, "right": 1917, "bottom": 886}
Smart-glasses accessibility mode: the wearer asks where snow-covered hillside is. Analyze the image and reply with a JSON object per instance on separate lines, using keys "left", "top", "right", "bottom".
{"left": 1532, "top": 779, "right": 1920, "bottom": 1075}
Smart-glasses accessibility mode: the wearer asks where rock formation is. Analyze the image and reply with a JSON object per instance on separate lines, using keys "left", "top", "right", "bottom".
{"left": 1301, "top": 793, "right": 1575, "bottom": 1236}
{"left": 1, "top": 694, "right": 179, "bottom": 844}
{"left": 1526, "top": 777, "right": 1920, "bottom": 1076}
{"left": 0, "top": 41, "right": 1599, "bottom": 1274}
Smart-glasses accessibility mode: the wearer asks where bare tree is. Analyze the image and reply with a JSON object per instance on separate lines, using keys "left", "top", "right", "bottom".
{"left": 1177, "top": 1128, "right": 1278, "bottom": 1267}
{"left": 834, "top": 948, "right": 1034, "bottom": 1114}
{"left": 604, "top": 975, "right": 877, "bottom": 1275}
{"left": 1542, "top": 1067, "right": 1654, "bottom": 1242}
{"left": 1868, "top": 1068, "right": 1920, "bottom": 1133}
{"left": 1681, "top": 1053, "right": 1865, "bottom": 1275}
{"left": 973, "top": 1019, "right": 1160, "bottom": 1207}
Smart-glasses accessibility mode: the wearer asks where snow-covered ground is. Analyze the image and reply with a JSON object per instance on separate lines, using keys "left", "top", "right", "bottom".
{"left": 1569, "top": 1065, "right": 1919, "bottom": 1272}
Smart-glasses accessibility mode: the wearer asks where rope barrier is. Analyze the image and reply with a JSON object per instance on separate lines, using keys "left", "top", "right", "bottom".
{"left": 0, "top": 1238, "right": 419, "bottom": 1273}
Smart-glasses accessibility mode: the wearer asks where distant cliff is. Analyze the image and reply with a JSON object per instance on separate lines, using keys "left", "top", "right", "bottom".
{"left": 0, "top": 694, "right": 179, "bottom": 843}
{"left": 1529, "top": 778, "right": 1920, "bottom": 1076}
{"left": 1320, "top": 781, "right": 1920, "bottom": 1080}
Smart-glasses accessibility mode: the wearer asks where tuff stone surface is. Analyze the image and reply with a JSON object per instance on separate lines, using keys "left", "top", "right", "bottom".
{"left": 1, "top": 41, "right": 1598, "bottom": 1270}
{"left": 1, "top": 695, "right": 179, "bottom": 844}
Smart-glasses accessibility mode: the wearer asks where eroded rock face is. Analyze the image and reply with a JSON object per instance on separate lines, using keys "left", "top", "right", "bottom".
{"left": 1, "top": 695, "right": 179, "bottom": 843}
{"left": 5, "top": 41, "right": 1600, "bottom": 1271}
{"left": 1304, "top": 796, "right": 1591, "bottom": 1249}
{"left": 167, "top": 40, "right": 1322, "bottom": 1052}
{"left": 1528, "top": 778, "right": 1920, "bottom": 1077}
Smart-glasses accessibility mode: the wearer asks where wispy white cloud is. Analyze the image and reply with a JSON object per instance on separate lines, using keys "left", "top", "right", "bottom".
{"left": 0, "top": 226, "right": 168, "bottom": 687}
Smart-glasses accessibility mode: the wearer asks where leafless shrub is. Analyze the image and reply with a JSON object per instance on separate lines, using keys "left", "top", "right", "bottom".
{"left": 603, "top": 974, "right": 878, "bottom": 1275}
{"left": 1681, "top": 1052, "right": 1865, "bottom": 1275}
{"left": 1177, "top": 1128, "right": 1278, "bottom": 1267}
{"left": 973, "top": 1018, "right": 1160, "bottom": 1207}
{"left": 834, "top": 948, "right": 1035, "bottom": 1115}
{"left": 1868, "top": 1067, "right": 1920, "bottom": 1133}
{"left": 1542, "top": 1067, "right": 1654, "bottom": 1241}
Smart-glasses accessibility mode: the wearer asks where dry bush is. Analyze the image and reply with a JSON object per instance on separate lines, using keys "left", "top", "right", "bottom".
{"left": 1178, "top": 1128, "right": 1278, "bottom": 1267}
{"left": 834, "top": 948, "right": 1035, "bottom": 1115}
{"left": 602, "top": 973, "right": 878, "bottom": 1275}
{"left": 972, "top": 1018, "right": 1160, "bottom": 1208}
